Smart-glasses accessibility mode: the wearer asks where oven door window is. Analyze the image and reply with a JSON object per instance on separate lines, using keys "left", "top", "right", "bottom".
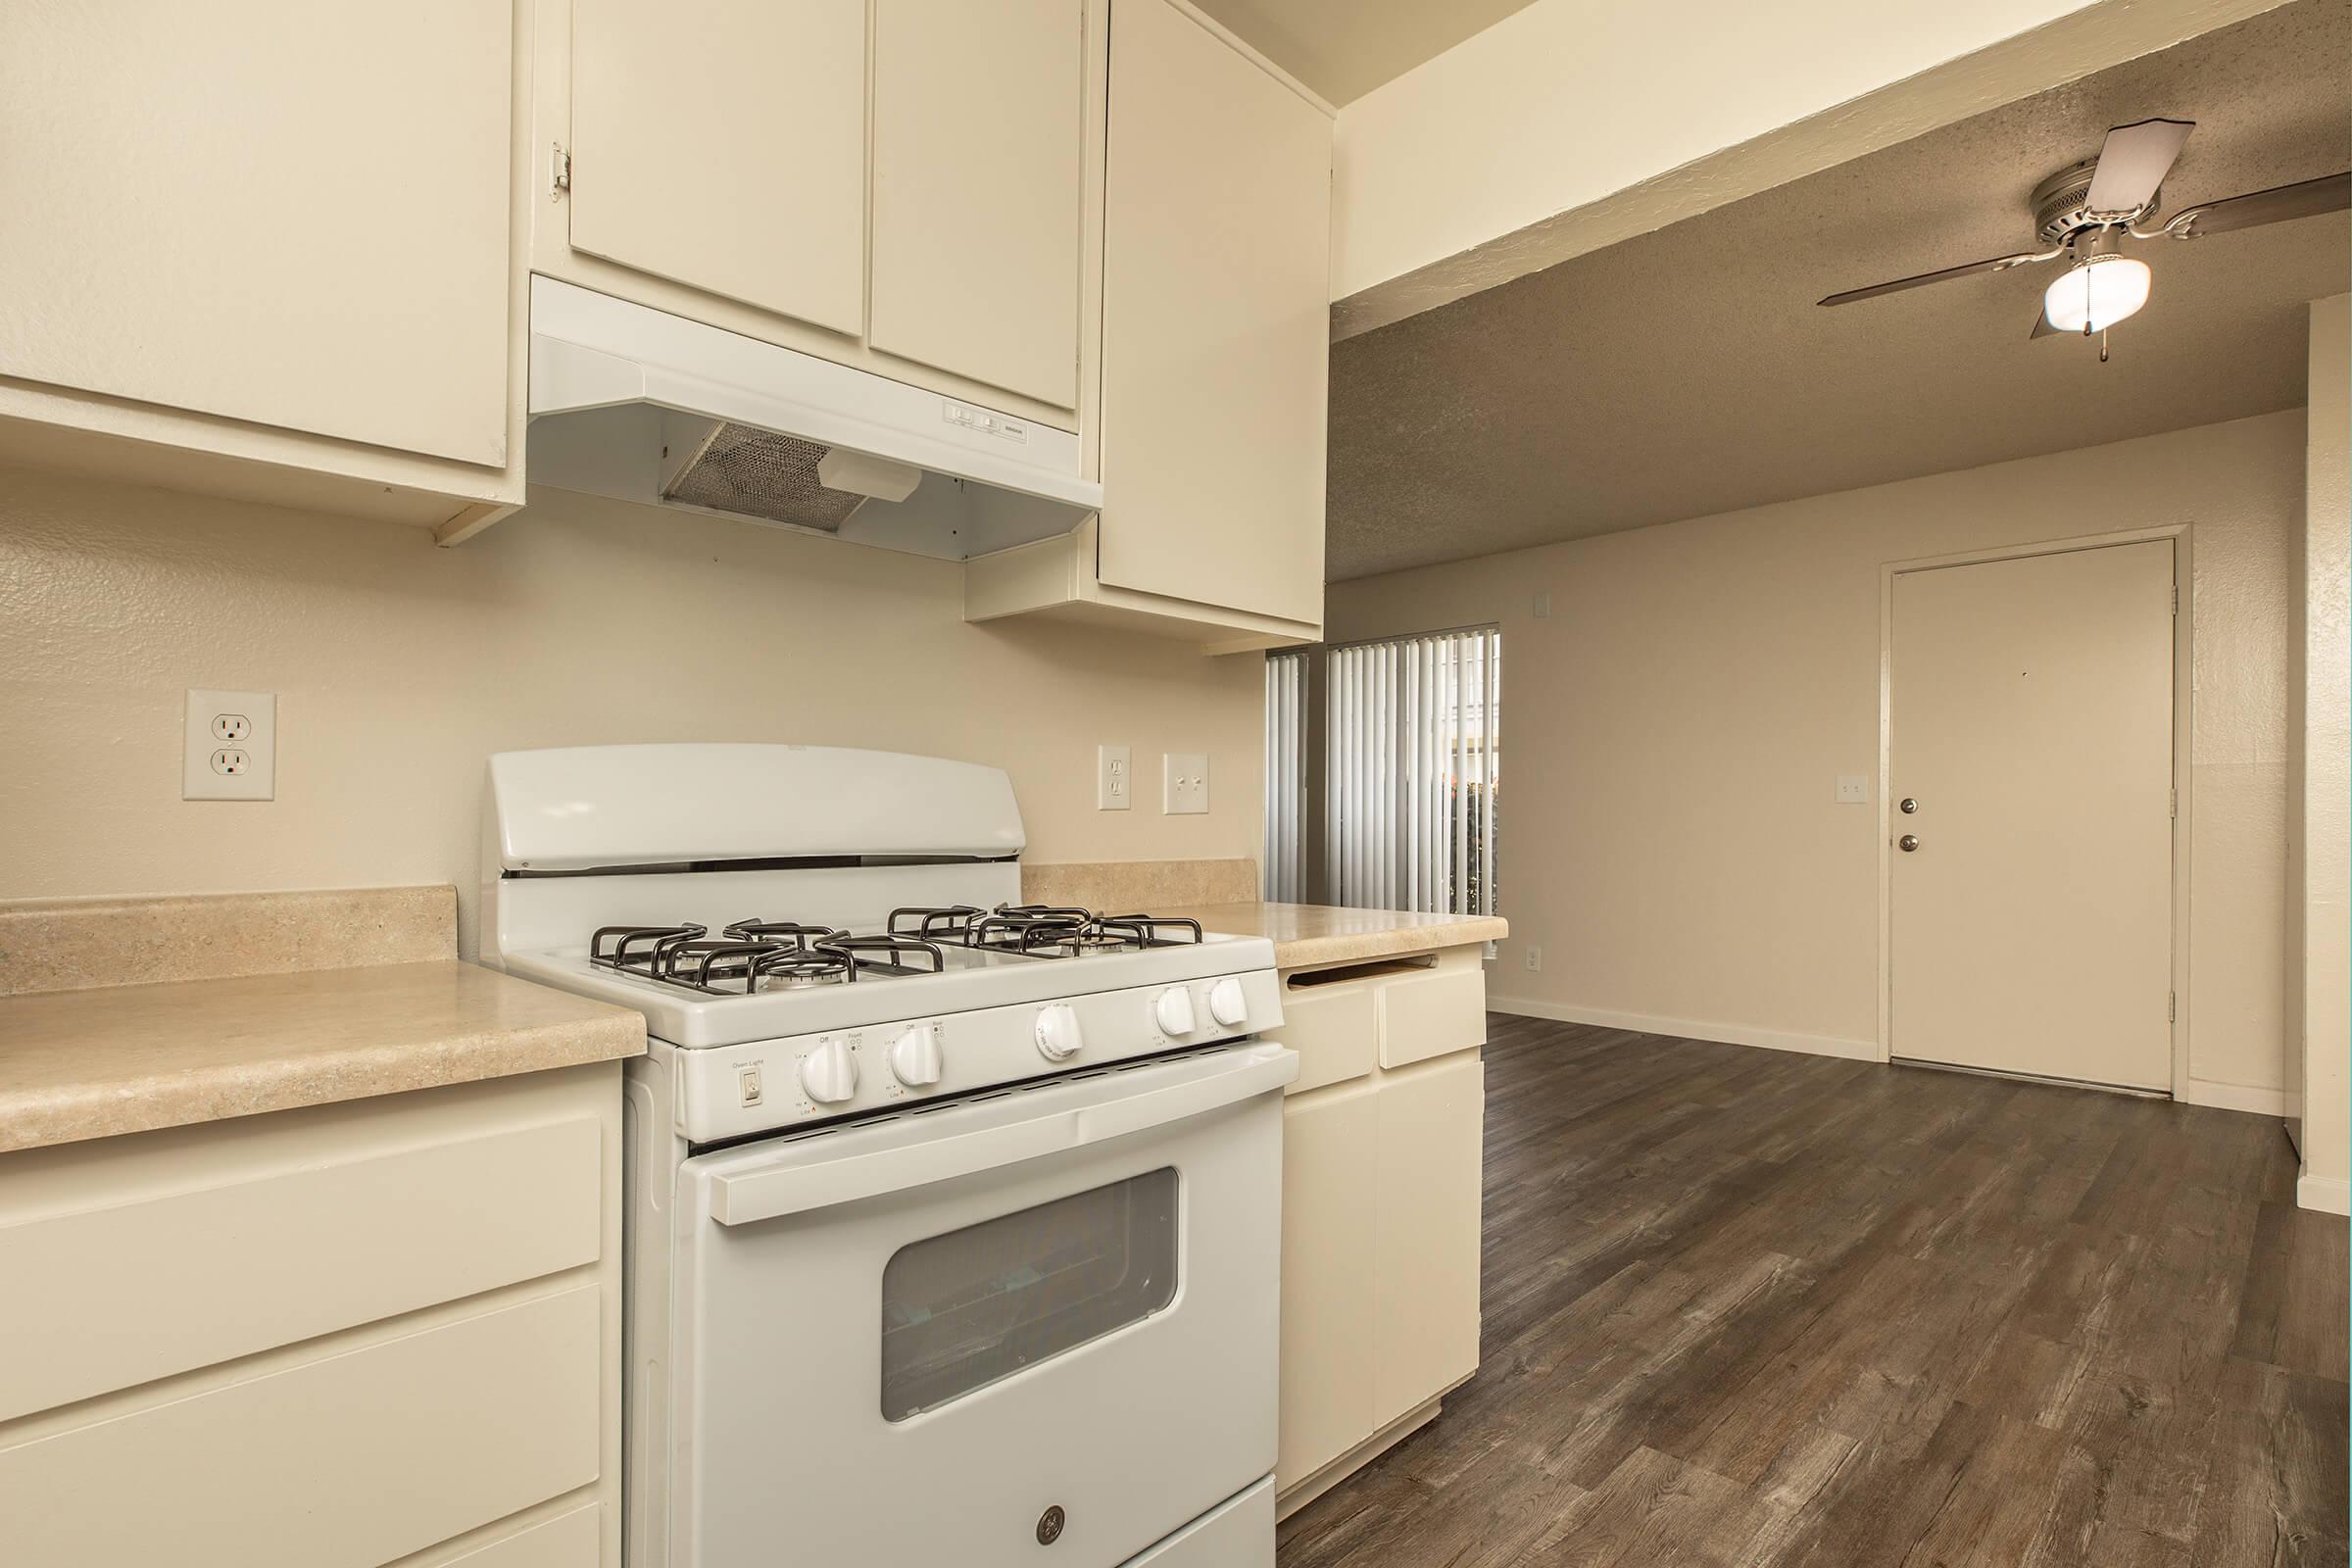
{"left": 881, "top": 1166, "right": 1179, "bottom": 1422}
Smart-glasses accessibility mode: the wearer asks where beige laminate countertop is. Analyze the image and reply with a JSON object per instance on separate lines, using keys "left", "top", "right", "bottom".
{"left": 1155, "top": 902, "right": 1506, "bottom": 970}
{"left": 0, "top": 960, "right": 645, "bottom": 1154}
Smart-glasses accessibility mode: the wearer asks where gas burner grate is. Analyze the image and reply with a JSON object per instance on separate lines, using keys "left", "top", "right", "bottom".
{"left": 590, "top": 919, "right": 946, "bottom": 995}
{"left": 887, "top": 906, "right": 990, "bottom": 944}
{"left": 908, "top": 905, "right": 1206, "bottom": 957}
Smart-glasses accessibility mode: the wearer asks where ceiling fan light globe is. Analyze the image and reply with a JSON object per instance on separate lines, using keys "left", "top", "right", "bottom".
{"left": 2042, "top": 255, "right": 2152, "bottom": 334}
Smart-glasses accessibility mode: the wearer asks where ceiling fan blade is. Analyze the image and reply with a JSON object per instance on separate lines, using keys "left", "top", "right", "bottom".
{"left": 1818, "top": 250, "right": 2058, "bottom": 308}
{"left": 2085, "top": 118, "right": 2194, "bottom": 214}
{"left": 2168, "top": 171, "right": 2350, "bottom": 237}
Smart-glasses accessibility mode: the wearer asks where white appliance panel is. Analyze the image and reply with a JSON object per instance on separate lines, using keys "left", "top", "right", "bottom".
{"left": 671, "top": 1046, "right": 1289, "bottom": 1567}
{"left": 487, "top": 743, "right": 1024, "bottom": 871}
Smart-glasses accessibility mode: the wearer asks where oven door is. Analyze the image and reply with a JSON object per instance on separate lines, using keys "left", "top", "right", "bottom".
{"left": 670, "top": 1041, "right": 1298, "bottom": 1568}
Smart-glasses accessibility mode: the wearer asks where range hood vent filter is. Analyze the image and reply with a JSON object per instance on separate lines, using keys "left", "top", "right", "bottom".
{"left": 660, "top": 424, "right": 865, "bottom": 532}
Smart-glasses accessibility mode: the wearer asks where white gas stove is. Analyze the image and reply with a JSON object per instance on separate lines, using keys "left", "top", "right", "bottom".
{"left": 481, "top": 743, "right": 1293, "bottom": 1568}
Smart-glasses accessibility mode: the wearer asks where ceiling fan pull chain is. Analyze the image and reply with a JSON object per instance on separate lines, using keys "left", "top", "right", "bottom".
{"left": 2100, "top": 329, "right": 2110, "bottom": 365}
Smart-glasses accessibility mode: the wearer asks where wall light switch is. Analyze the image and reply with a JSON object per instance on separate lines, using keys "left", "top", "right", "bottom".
{"left": 1098, "top": 744, "right": 1132, "bottom": 810}
{"left": 1163, "top": 753, "right": 1208, "bottom": 814}
{"left": 184, "top": 689, "right": 276, "bottom": 801}
{"left": 1835, "top": 774, "right": 1869, "bottom": 805}
{"left": 1533, "top": 591, "right": 1551, "bottom": 619}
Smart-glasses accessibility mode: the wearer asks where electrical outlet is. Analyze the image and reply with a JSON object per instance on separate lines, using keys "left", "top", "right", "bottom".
{"left": 1163, "top": 753, "right": 1208, "bottom": 814}
{"left": 1835, "top": 774, "right": 1869, "bottom": 805}
{"left": 184, "top": 689, "right": 275, "bottom": 801}
{"left": 1098, "top": 744, "right": 1132, "bottom": 811}
{"left": 1523, "top": 945, "right": 1542, "bottom": 972}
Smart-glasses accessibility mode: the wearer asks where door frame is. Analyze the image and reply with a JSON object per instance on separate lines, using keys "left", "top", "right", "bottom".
{"left": 1873, "top": 522, "right": 2192, "bottom": 1093}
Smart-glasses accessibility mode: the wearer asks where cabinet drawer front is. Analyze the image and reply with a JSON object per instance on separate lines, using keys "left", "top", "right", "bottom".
{"left": 0, "top": 1285, "right": 602, "bottom": 1568}
{"left": 1377, "top": 966, "right": 1488, "bottom": 1069}
{"left": 1267, "top": 981, "right": 1377, "bottom": 1095}
{"left": 0, "top": 1115, "right": 601, "bottom": 1421}
{"left": 423, "top": 1500, "right": 603, "bottom": 1568}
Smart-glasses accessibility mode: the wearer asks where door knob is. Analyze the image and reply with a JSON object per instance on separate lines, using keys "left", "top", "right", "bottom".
{"left": 1898, "top": 834, "right": 1920, "bottom": 853}
{"left": 1899, "top": 797, "right": 1919, "bottom": 814}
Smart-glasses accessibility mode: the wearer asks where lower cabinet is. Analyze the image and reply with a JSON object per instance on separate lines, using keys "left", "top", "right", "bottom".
{"left": 1270, "top": 945, "right": 1488, "bottom": 1514}
{"left": 0, "top": 1062, "right": 623, "bottom": 1568}
{"left": 1276, "top": 1082, "right": 1379, "bottom": 1487}
{"left": 1371, "top": 1054, "right": 1486, "bottom": 1430}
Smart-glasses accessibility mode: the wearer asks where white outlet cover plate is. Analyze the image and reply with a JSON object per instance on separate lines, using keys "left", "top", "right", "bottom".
{"left": 1835, "top": 774, "right": 1869, "bottom": 805}
{"left": 1163, "top": 753, "right": 1208, "bottom": 815}
{"left": 184, "top": 689, "right": 276, "bottom": 801}
{"left": 1098, "top": 743, "right": 1132, "bottom": 811}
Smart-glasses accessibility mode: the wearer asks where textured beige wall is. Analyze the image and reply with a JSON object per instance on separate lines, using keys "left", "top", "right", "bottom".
{"left": 0, "top": 469, "right": 1264, "bottom": 956}
{"left": 2298, "top": 294, "right": 2349, "bottom": 1203}
{"left": 1327, "top": 411, "right": 2302, "bottom": 1097}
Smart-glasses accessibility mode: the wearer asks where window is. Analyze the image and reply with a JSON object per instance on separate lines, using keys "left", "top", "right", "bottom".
{"left": 880, "top": 1168, "right": 1180, "bottom": 1422}
{"left": 1324, "top": 627, "right": 1499, "bottom": 916}
{"left": 1263, "top": 650, "right": 1307, "bottom": 902}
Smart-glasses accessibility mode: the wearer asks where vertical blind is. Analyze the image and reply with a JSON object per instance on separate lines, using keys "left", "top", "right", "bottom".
{"left": 1262, "top": 650, "right": 1307, "bottom": 902}
{"left": 1325, "top": 627, "right": 1500, "bottom": 916}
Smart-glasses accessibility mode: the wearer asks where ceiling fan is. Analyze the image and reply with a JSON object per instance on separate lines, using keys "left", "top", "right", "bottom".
{"left": 1819, "top": 118, "right": 2352, "bottom": 351}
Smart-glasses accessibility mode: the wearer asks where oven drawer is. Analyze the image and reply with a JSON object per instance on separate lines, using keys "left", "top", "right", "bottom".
{"left": 1122, "top": 1476, "right": 1274, "bottom": 1567}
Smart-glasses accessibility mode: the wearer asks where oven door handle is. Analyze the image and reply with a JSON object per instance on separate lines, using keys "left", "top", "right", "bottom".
{"left": 708, "top": 1044, "right": 1298, "bottom": 1226}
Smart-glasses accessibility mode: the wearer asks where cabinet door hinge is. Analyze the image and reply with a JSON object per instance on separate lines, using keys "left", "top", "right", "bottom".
{"left": 2168, "top": 991, "right": 2177, "bottom": 1023}
{"left": 2172, "top": 584, "right": 2180, "bottom": 614}
{"left": 551, "top": 142, "right": 572, "bottom": 197}
{"left": 2170, "top": 786, "right": 2178, "bottom": 819}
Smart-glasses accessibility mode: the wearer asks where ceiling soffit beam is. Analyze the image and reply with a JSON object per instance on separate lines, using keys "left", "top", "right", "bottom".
{"left": 1329, "top": 0, "right": 2298, "bottom": 342}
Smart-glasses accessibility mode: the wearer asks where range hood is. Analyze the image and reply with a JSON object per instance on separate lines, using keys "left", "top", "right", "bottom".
{"left": 523, "top": 277, "right": 1101, "bottom": 559}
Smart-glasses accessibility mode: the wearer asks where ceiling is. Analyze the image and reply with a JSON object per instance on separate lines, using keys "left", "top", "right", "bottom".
{"left": 1325, "top": 0, "right": 2351, "bottom": 582}
{"left": 1188, "top": 0, "right": 1536, "bottom": 105}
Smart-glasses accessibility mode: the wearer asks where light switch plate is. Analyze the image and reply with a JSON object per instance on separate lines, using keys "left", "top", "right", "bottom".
{"left": 1163, "top": 753, "right": 1208, "bottom": 814}
{"left": 1835, "top": 774, "right": 1869, "bottom": 805}
{"left": 1533, "top": 591, "right": 1551, "bottom": 619}
{"left": 1098, "top": 743, "right": 1132, "bottom": 810}
{"left": 184, "top": 689, "right": 276, "bottom": 801}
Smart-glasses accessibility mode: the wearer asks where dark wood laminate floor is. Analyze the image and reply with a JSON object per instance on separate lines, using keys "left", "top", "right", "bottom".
{"left": 1278, "top": 1015, "right": 2348, "bottom": 1568}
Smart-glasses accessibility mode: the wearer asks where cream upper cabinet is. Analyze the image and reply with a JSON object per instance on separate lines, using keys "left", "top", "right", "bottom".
{"left": 1098, "top": 0, "right": 1332, "bottom": 627}
{"left": 0, "top": 0, "right": 518, "bottom": 525}
{"left": 870, "top": 0, "right": 1088, "bottom": 408}
{"left": 567, "top": 0, "right": 866, "bottom": 337}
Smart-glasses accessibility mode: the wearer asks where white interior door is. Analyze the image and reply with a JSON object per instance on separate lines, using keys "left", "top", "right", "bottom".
{"left": 1888, "top": 540, "right": 2176, "bottom": 1091}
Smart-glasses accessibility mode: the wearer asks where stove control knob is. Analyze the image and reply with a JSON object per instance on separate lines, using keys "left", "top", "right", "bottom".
{"left": 1154, "top": 986, "right": 1197, "bottom": 1036}
{"left": 889, "top": 1023, "right": 945, "bottom": 1088}
{"left": 1208, "top": 977, "right": 1249, "bottom": 1029}
{"left": 799, "top": 1038, "right": 859, "bottom": 1104}
{"left": 1035, "top": 1004, "right": 1084, "bottom": 1061}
